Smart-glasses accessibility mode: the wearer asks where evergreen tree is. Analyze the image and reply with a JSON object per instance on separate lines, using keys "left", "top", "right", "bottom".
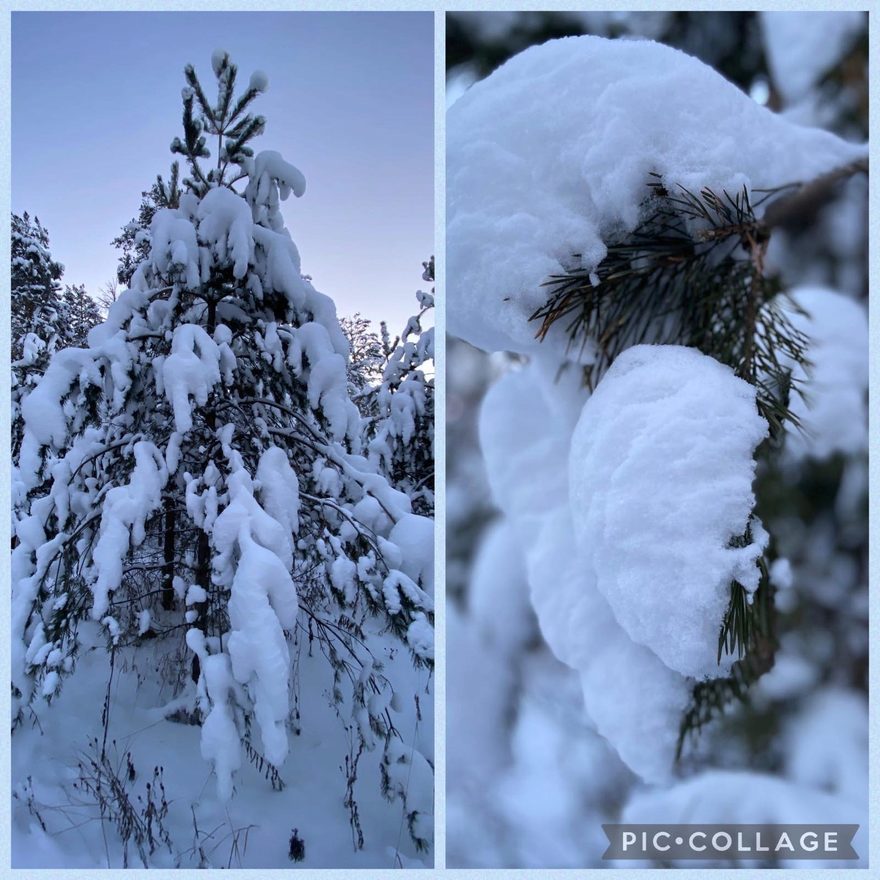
{"left": 368, "top": 258, "right": 435, "bottom": 516}
{"left": 339, "top": 312, "right": 385, "bottom": 417}
{"left": 12, "top": 51, "right": 433, "bottom": 851}
{"left": 11, "top": 212, "right": 65, "bottom": 360}
{"left": 61, "top": 283, "right": 102, "bottom": 346}
{"left": 11, "top": 213, "right": 67, "bottom": 460}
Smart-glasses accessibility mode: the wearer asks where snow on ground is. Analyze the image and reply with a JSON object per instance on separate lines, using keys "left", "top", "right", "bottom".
{"left": 12, "top": 622, "right": 432, "bottom": 869}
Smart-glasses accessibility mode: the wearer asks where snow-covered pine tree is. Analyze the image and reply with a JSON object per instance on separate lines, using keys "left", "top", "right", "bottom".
{"left": 61, "top": 283, "right": 102, "bottom": 346}
{"left": 12, "top": 51, "right": 433, "bottom": 853}
{"left": 340, "top": 312, "right": 385, "bottom": 420}
{"left": 11, "top": 212, "right": 65, "bottom": 356}
{"left": 12, "top": 212, "right": 67, "bottom": 459}
{"left": 368, "top": 258, "right": 435, "bottom": 516}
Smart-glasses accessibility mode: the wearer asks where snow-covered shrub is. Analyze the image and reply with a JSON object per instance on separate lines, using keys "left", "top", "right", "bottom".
{"left": 12, "top": 51, "right": 433, "bottom": 864}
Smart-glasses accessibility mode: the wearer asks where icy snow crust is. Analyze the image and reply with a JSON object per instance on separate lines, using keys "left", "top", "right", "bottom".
{"left": 447, "top": 35, "right": 866, "bottom": 358}
{"left": 569, "top": 346, "right": 768, "bottom": 679}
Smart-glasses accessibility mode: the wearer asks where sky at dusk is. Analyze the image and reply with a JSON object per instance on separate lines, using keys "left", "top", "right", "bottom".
{"left": 12, "top": 11, "right": 434, "bottom": 333}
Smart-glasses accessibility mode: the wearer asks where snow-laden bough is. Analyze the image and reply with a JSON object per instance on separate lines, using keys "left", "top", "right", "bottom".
{"left": 479, "top": 363, "right": 691, "bottom": 782}
{"left": 447, "top": 34, "right": 866, "bottom": 360}
{"left": 569, "top": 345, "right": 769, "bottom": 679}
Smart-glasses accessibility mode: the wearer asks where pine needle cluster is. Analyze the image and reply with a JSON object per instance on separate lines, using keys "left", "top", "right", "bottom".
{"left": 531, "top": 174, "right": 810, "bottom": 437}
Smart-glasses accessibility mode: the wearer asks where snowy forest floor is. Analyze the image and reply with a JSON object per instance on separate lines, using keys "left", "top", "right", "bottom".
{"left": 12, "top": 622, "right": 431, "bottom": 869}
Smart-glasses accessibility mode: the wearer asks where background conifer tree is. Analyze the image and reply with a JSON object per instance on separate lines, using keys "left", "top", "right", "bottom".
{"left": 11, "top": 213, "right": 101, "bottom": 460}
{"left": 340, "top": 312, "right": 385, "bottom": 418}
{"left": 368, "top": 258, "right": 435, "bottom": 516}
{"left": 61, "top": 283, "right": 102, "bottom": 345}
{"left": 11, "top": 212, "right": 65, "bottom": 360}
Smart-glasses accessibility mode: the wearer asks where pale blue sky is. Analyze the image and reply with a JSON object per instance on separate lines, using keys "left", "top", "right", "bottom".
{"left": 12, "top": 11, "right": 434, "bottom": 332}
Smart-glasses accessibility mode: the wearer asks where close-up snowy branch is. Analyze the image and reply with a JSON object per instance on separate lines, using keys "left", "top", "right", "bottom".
{"left": 447, "top": 10, "right": 867, "bottom": 869}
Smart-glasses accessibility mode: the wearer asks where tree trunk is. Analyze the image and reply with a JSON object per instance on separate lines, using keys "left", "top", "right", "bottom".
{"left": 161, "top": 496, "right": 176, "bottom": 610}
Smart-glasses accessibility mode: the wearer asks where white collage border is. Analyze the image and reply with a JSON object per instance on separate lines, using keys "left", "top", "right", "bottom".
{"left": 0, "top": 2, "right": 875, "bottom": 878}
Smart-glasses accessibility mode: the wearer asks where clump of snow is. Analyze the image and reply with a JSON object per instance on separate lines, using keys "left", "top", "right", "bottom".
{"left": 197, "top": 186, "right": 254, "bottom": 279}
{"left": 162, "top": 324, "right": 222, "bottom": 434}
{"left": 447, "top": 34, "right": 866, "bottom": 358}
{"left": 579, "top": 635, "right": 691, "bottom": 784}
{"left": 249, "top": 70, "right": 269, "bottom": 93}
{"left": 779, "top": 287, "right": 868, "bottom": 461}
{"left": 91, "top": 442, "right": 167, "bottom": 619}
{"left": 187, "top": 630, "right": 242, "bottom": 803}
{"left": 211, "top": 469, "right": 299, "bottom": 770}
{"left": 760, "top": 12, "right": 864, "bottom": 105}
{"left": 147, "top": 209, "right": 200, "bottom": 290}
{"left": 479, "top": 362, "right": 691, "bottom": 782}
{"left": 389, "top": 514, "right": 434, "bottom": 594}
{"left": 287, "top": 322, "right": 359, "bottom": 443}
{"left": 256, "top": 446, "right": 300, "bottom": 542}
{"left": 247, "top": 150, "right": 306, "bottom": 205}
{"left": 478, "top": 365, "right": 572, "bottom": 530}
{"left": 406, "top": 612, "right": 434, "bottom": 661}
{"left": 19, "top": 346, "right": 99, "bottom": 451}
{"left": 382, "top": 570, "right": 430, "bottom": 617}
{"left": 211, "top": 48, "right": 229, "bottom": 77}
{"left": 569, "top": 345, "right": 768, "bottom": 679}
{"left": 528, "top": 506, "right": 690, "bottom": 783}
{"left": 382, "top": 735, "right": 434, "bottom": 850}
{"left": 468, "top": 520, "right": 532, "bottom": 654}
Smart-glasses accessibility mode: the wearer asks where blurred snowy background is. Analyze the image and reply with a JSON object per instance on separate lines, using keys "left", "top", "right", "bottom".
{"left": 446, "top": 11, "right": 868, "bottom": 868}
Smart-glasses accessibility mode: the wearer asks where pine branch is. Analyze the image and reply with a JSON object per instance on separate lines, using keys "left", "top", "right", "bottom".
{"left": 529, "top": 173, "right": 840, "bottom": 753}
{"left": 717, "top": 524, "right": 771, "bottom": 664}
{"left": 530, "top": 173, "right": 811, "bottom": 438}
{"left": 760, "top": 156, "right": 868, "bottom": 230}
{"left": 677, "top": 579, "right": 776, "bottom": 760}
{"left": 184, "top": 64, "right": 216, "bottom": 127}
{"left": 677, "top": 547, "right": 776, "bottom": 759}
{"left": 215, "top": 61, "right": 238, "bottom": 127}
{"left": 228, "top": 88, "right": 262, "bottom": 126}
